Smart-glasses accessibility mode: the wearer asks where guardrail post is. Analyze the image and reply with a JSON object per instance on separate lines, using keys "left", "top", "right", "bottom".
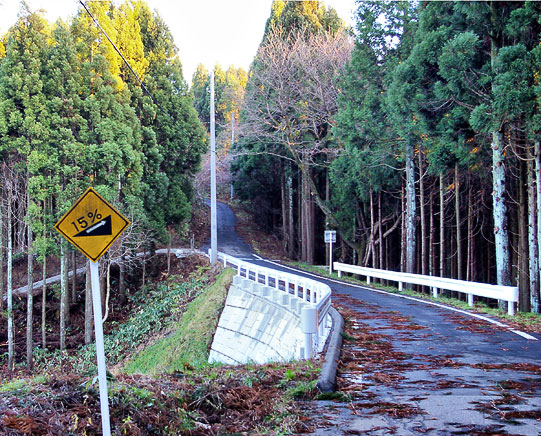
{"left": 468, "top": 294, "right": 474, "bottom": 307}
{"left": 398, "top": 282, "right": 403, "bottom": 292}
{"left": 508, "top": 301, "right": 515, "bottom": 316}
{"left": 367, "top": 276, "right": 371, "bottom": 285}
{"left": 432, "top": 287, "right": 438, "bottom": 298}
{"left": 301, "top": 307, "right": 317, "bottom": 359}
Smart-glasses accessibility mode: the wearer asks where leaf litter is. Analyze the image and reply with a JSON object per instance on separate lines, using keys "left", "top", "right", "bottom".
{"left": 0, "top": 362, "right": 321, "bottom": 435}
{"left": 302, "top": 292, "right": 541, "bottom": 435}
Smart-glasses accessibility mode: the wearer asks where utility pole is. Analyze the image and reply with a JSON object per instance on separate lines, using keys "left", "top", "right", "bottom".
{"left": 231, "top": 114, "right": 235, "bottom": 145}
{"left": 210, "top": 70, "right": 218, "bottom": 264}
{"left": 231, "top": 114, "right": 234, "bottom": 200}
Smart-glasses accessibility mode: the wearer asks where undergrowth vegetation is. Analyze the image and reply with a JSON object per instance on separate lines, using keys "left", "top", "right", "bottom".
{"left": 0, "top": 257, "right": 323, "bottom": 435}
{"left": 31, "top": 263, "right": 217, "bottom": 375}
{"left": 123, "top": 268, "right": 235, "bottom": 374}
{"left": 0, "top": 360, "right": 321, "bottom": 435}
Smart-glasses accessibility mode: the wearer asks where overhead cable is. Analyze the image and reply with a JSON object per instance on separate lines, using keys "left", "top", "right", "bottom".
{"left": 78, "top": 0, "right": 176, "bottom": 123}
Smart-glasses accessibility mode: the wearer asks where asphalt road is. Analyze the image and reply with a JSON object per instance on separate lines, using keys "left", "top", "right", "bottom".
{"left": 211, "top": 201, "right": 541, "bottom": 435}
{"left": 201, "top": 200, "right": 255, "bottom": 259}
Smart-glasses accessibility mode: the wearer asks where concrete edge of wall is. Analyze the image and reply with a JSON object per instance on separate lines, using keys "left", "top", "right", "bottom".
{"left": 316, "top": 307, "right": 344, "bottom": 393}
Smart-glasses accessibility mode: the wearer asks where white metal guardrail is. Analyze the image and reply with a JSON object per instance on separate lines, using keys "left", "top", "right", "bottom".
{"left": 211, "top": 251, "right": 332, "bottom": 358}
{"left": 334, "top": 262, "right": 519, "bottom": 316}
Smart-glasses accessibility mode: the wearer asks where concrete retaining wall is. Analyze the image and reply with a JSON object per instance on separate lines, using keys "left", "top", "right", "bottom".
{"left": 209, "top": 276, "right": 305, "bottom": 365}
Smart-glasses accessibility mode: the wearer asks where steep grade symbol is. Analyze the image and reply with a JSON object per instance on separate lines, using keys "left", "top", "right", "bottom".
{"left": 74, "top": 215, "right": 112, "bottom": 237}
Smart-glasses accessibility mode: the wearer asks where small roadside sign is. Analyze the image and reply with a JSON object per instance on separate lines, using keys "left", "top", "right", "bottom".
{"left": 324, "top": 230, "right": 336, "bottom": 244}
{"left": 54, "top": 187, "right": 130, "bottom": 262}
{"left": 324, "top": 230, "right": 336, "bottom": 274}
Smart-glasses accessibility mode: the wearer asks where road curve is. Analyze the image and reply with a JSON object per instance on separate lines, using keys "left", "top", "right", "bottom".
{"left": 210, "top": 200, "right": 541, "bottom": 435}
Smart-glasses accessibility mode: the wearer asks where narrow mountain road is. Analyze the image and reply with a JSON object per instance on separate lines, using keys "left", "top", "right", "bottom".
{"left": 211, "top": 201, "right": 541, "bottom": 435}
{"left": 201, "top": 199, "right": 255, "bottom": 260}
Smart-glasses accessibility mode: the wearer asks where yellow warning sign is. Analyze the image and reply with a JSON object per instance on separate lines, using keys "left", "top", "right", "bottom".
{"left": 54, "top": 187, "right": 130, "bottom": 262}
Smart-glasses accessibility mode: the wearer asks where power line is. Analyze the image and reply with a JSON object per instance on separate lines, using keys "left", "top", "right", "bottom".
{"left": 78, "top": 0, "right": 176, "bottom": 123}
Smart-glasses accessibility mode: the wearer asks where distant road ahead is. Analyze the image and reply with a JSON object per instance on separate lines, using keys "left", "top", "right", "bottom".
{"left": 202, "top": 200, "right": 255, "bottom": 260}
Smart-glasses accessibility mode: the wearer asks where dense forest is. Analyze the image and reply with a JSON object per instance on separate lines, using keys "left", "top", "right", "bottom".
{"left": 1, "top": 0, "right": 540, "bottom": 376}
{"left": 0, "top": 1, "right": 206, "bottom": 371}
{"left": 231, "top": 1, "right": 541, "bottom": 314}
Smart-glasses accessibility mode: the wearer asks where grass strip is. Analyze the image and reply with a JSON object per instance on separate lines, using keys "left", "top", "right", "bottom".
{"left": 123, "top": 268, "right": 235, "bottom": 375}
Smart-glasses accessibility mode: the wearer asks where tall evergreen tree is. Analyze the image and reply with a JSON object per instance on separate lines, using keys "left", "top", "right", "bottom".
{"left": 0, "top": 5, "right": 51, "bottom": 366}
{"left": 133, "top": 2, "right": 206, "bottom": 238}
{"left": 234, "top": 0, "right": 350, "bottom": 263}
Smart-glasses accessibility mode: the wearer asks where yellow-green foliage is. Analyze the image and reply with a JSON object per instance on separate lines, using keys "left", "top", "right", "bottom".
{"left": 123, "top": 269, "right": 235, "bottom": 375}
{"left": 0, "top": 375, "right": 47, "bottom": 394}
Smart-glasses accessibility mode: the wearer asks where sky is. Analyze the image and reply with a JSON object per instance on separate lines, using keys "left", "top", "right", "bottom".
{"left": 0, "top": 0, "right": 357, "bottom": 84}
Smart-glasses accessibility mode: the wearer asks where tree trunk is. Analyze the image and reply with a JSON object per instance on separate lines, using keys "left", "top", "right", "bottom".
{"left": 167, "top": 236, "right": 171, "bottom": 275}
{"left": 85, "top": 260, "right": 93, "bottom": 344}
{"left": 401, "top": 182, "right": 406, "bottom": 272}
{"left": 41, "top": 198, "right": 49, "bottom": 349}
{"left": 352, "top": 215, "right": 357, "bottom": 266}
{"left": 60, "top": 243, "right": 66, "bottom": 350}
{"left": 419, "top": 151, "right": 427, "bottom": 277}
{"left": 325, "top": 169, "right": 330, "bottom": 267}
{"left": 26, "top": 189, "right": 34, "bottom": 370}
{"left": 41, "top": 253, "right": 47, "bottom": 349}
{"left": 63, "top": 247, "right": 69, "bottom": 326}
{"left": 492, "top": 130, "right": 512, "bottom": 293}
{"left": 301, "top": 162, "right": 315, "bottom": 264}
{"left": 7, "top": 186, "right": 14, "bottom": 372}
{"left": 100, "top": 258, "right": 107, "bottom": 312}
{"left": 518, "top": 159, "right": 529, "bottom": 312}
{"left": 287, "top": 166, "right": 294, "bottom": 258}
{"left": 300, "top": 169, "right": 306, "bottom": 262}
{"left": 405, "top": 144, "right": 416, "bottom": 274}
{"left": 0, "top": 196, "right": 4, "bottom": 314}
{"left": 119, "top": 256, "right": 126, "bottom": 305}
{"left": 308, "top": 181, "right": 315, "bottom": 265}
{"left": 466, "top": 179, "right": 473, "bottom": 282}
{"left": 378, "top": 192, "right": 384, "bottom": 271}
{"left": 528, "top": 149, "right": 540, "bottom": 313}
{"left": 440, "top": 173, "right": 445, "bottom": 278}
{"left": 429, "top": 189, "right": 435, "bottom": 277}
{"left": 71, "top": 251, "right": 77, "bottom": 304}
{"left": 490, "top": 2, "right": 512, "bottom": 310}
{"left": 455, "top": 164, "right": 462, "bottom": 281}
{"left": 369, "top": 190, "right": 376, "bottom": 268}
{"left": 103, "top": 260, "right": 111, "bottom": 323}
{"left": 536, "top": 140, "right": 541, "bottom": 312}
{"left": 281, "top": 161, "right": 288, "bottom": 253}
{"left": 141, "top": 253, "right": 146, "bottom": 292}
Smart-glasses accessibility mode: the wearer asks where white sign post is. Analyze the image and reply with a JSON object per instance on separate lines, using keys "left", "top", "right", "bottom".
{"left": 90, "top": 260, "right": 111, "bottom": 436}
{"left": 324, "top": 230, "right": 336, "bottom": 274}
